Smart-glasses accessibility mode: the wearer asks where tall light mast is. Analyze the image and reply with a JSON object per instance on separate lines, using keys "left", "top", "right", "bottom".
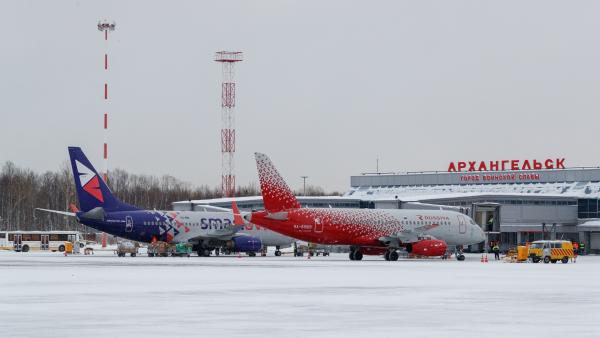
{"left": 97, "top": 19, "right": 115, "bottom": 183}
{"left": 97, "top": 19, "right": 115, "bottom": 249}
{"left": 215, "top": 51, "right": 243, "bottom": 197}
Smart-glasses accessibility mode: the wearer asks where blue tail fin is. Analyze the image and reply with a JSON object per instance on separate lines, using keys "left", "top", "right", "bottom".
{"left": 68, "top": 147, "right": 138, "bottom": 212}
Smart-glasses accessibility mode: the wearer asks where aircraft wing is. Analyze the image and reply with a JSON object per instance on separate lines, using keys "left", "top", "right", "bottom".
{"left": 380, "top": 223, "right": 442, "bottom": 246}
{"left": 35, "top": 208, "right": 76, "bottom": 217}
{"left": 185, "top": 200, "right": 247, "bottom": 242}
{"left": 193, "top": 204, "right": 233, "bottom": 213}
{"left": 192, "top": 225, "right": 244, "bottom": 241}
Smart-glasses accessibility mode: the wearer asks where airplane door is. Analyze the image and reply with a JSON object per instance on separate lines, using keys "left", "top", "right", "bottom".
{"left": 41, "top": 234, "right": 49, "bottom": 250}
{"left": 458, "top": 216, "right": 467, "bottom": 234}
{"left": 125, "top": 216, "right": 134, "bottom": 232}
{"left": 314, "top": 217, "right": 323, "bottom": 233}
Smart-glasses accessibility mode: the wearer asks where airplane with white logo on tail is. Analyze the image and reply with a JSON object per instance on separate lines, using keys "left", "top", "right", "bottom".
{"left": 37, "top": 147, "right": 294, "bottom": 256}
{"left": 245, "top": 153, "right": 486, "bottom": 261}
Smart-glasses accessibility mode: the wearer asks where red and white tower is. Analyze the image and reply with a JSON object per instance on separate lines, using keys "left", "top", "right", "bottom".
{"left": 215, "top": 51, "right": 243, "bottom": 197}
{"left": 97, "top": 20, "right": 115, "bottom": 183}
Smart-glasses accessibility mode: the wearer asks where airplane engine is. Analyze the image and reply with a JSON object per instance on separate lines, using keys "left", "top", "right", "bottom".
{"left": 229, "top": 236, "right": 262, "bottom": 252}
{"left": 406, "top": 239, "right": 447, "bottom": 257}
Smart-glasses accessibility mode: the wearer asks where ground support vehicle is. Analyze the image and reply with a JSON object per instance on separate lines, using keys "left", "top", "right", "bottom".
{"left": 147, "top": 242, "right": 192, "bottom": 257}
{"left": 0, "top": 231, "right": 80, "bottom": 252}
{"left": 529, "top": 240, "right": 575, "bottom": 264}
{"left": 310, "top": 245, "right": 331, "bottom": 257}
{"left": 293, "top": 242, "right": 331, "bottom": 257}
{"left": 171, "top": 243, "right": 192, "bottom": 257}
{"left": 116, "top": 241, "right": 139, "bottom": 257}
{"left": 503, "top": 245, "right": 530, "bottom": 263}
{"left": 147, "top": 242, "right": 169, "bottom": 257}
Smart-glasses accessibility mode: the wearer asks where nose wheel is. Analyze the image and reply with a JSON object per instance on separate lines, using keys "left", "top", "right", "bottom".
{"left": 454, "top": 246, "right": 466, "bottom": 261}
{"left": 384, "top": 250, "right": 399, "bottom": 261}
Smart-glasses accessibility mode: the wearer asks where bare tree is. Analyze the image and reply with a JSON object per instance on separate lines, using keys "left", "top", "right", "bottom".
{"left": 0, "top": 162, "right": 336, "bottom": 230}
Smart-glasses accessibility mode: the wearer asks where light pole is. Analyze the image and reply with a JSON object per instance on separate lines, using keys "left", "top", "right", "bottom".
{"left": 301, "top": 176, "right": 308, "bottom": 196}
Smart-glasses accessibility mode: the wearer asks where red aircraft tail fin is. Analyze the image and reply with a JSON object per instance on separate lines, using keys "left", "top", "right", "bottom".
{"left": 254, "top": 153, "right": 301, "bottom": 213}
{"left": 231, "top": 200, "right": 245, "bottom": 226}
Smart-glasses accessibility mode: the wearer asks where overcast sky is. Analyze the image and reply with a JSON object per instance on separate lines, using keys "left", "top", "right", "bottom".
{"left": 1, "top": 1, "right": 599, "bottom": 192}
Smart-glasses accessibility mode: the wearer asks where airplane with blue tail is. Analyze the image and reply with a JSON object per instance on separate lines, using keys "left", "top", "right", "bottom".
{"left": 37, "top": 147, "right": 292, "bottom": 256}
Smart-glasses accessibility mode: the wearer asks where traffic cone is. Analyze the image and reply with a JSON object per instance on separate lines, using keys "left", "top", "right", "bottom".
{"left": 481, "top": 255, "right": 484, "bottom": 263}
{"left": 484, "top": 255, "right": 488, "bottom": 263}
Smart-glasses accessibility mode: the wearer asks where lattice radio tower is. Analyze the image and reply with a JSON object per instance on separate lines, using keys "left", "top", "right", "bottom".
{"left": 215, "top": 51, "right": 243, "bottom": 197}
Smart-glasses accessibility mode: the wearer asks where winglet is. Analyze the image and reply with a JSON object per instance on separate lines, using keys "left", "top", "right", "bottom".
{"left": 232, "top": 200, "right": 245, "bottom": 226}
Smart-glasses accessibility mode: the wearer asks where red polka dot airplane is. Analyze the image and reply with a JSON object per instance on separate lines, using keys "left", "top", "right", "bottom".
{"left": 246, "top": 153, "right": 487, "bottom": 261}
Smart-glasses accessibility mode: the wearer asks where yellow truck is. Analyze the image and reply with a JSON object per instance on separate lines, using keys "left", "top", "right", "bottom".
{"left": 528, "top": 240, "right": 575, "bottom": 264}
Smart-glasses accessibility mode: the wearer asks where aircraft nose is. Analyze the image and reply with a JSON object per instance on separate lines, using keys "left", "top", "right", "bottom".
{"left": 477, "top": 226, "right": 486, "bottom": 242}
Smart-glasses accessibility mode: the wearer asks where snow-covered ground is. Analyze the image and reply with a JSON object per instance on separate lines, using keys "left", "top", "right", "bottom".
{"left": 1, "top": 251, "right": 599, "bottom": 338}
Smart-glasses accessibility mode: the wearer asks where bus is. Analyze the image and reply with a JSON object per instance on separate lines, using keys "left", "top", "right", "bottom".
{"left": 0, "top": 231, "right": 81, "bottom": 252}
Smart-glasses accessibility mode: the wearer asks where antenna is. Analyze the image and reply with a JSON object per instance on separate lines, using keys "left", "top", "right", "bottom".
{"left": 215, "top": 51, "right": 243, "bottom": 197}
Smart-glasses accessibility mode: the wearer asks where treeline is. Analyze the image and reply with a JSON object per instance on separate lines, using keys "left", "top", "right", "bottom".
{"left": 0, "top": 161, "right": 339, "bottom": 231}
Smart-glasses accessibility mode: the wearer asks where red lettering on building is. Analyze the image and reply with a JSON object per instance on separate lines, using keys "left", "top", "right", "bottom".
{"left": 490, "top": 161, "right": 499, "bottom": 171}
{"left": 448, "top": 159, "right": 566, "bottom": 172}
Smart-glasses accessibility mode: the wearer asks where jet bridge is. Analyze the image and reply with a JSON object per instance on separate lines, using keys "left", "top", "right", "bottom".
{"left": 469, "top": 202, "right": 501, "bottom": 253}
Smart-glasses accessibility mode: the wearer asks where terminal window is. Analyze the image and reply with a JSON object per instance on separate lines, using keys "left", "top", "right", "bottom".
{"left": 578, "top": 199, "right": 600, "bottom": 218}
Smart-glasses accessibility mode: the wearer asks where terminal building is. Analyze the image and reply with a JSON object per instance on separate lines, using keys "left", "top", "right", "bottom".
{"left": 173, "top": 160, "right": 600, "bottom": 253}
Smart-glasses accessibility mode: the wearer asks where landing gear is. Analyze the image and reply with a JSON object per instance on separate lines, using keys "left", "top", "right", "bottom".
{"left": 248, "top": 252, "right": 257, "bottom": 257}
{"left": 384, "top": 250, "right": 398, "bottom": 261}
{"left": 455, "top": 246, "right": 465, "bottom": 261}
{"left": 349, "top": 247, "right": 363, "bottom": 261}
{"left": 197, "top": 248, "right": 212, "bottom": 257}
{"left": 275, "top": 250, "right": 282, "bottom": 256}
